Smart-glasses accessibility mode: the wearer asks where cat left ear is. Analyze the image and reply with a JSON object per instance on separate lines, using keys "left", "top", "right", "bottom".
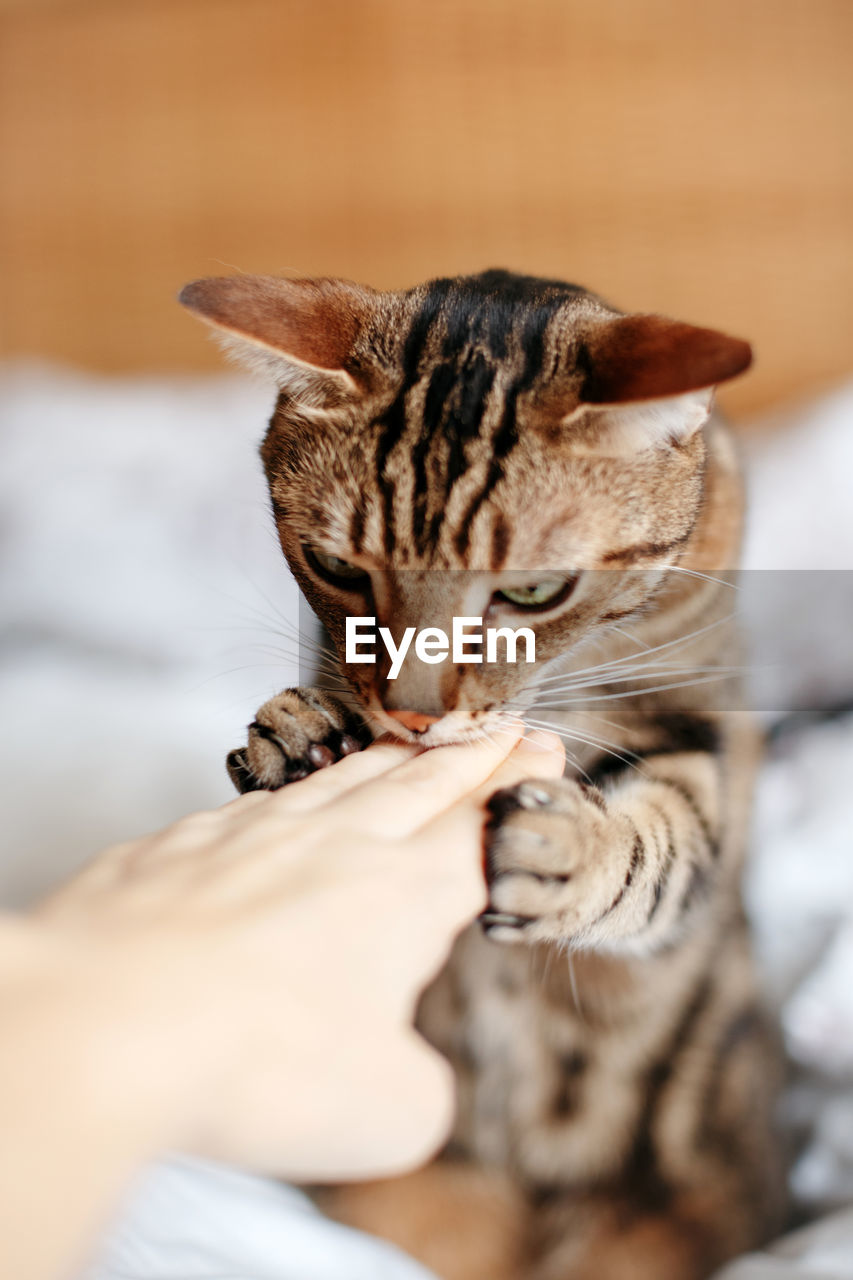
{"left": 570, "top": 314, "right": 752, "bottom": 451}
{"left": 178, "top": 275, "right": 376, "bottom": 406}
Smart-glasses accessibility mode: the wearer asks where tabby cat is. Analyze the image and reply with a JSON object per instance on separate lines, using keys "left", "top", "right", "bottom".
{"left": 180, "top": 270, "right": 785, "bottom": 1280}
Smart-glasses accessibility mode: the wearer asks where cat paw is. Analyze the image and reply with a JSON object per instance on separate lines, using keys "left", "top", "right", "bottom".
{"left": 480, "top": 778, "right": 622, "bottom": 944}
{"left": 226, "top": 688, "right": 372, "bottom": 793}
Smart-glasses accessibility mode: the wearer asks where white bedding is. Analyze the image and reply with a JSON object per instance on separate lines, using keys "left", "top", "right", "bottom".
{"left": 85, "top": 1157, "right": 436, "bottom": 1280}
{"left": 83, "top": 1158, "right": 853, "bottom": 1280}
{"left": 1, "top": 365, "right": 852, "bottom": 1278}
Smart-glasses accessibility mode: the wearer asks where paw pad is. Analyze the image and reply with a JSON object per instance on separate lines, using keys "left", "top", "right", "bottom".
{"left": 226, "top": 689, "right": 371, "bottom": 794}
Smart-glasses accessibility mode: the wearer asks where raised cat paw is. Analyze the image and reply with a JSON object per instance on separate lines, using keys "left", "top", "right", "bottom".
{"left": 227, "top": 688, "right": 371, "bottom": 793}
{"left": 480, "top": 777, "right": 629, "bottom": 945}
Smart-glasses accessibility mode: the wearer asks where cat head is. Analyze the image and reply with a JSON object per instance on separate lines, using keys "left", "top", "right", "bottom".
{"left": 180, "top": 270, "right": 751, "bottom": 743}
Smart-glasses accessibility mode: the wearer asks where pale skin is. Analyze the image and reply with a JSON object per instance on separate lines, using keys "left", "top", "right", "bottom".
{"left": 0, "top": 726, "right": 563, "bottom": 1280}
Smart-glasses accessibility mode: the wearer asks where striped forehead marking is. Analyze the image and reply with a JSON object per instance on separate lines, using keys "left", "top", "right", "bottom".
{"left": 373, "top": 271, "right": 582, "bottom": 562}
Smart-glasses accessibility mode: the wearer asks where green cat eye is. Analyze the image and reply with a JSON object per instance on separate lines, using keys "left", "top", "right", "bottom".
{"left": 495, "top": 577, "right": 573, "bottom": 610}
{"left": 305, "top": 546, "right": 369, "bottom": 586}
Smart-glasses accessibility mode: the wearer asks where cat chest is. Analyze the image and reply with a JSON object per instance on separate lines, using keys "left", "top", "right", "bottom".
{"left": 417, "top": 926, "right": 638, "bottom": 1184}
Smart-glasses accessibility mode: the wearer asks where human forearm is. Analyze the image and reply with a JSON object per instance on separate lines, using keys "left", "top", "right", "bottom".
{"left": 0, "top": 918, "right": 196, "bottom": 1280}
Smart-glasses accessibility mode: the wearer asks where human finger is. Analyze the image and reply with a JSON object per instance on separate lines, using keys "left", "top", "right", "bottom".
{"left": 363, "top": 732, "right": 565, "bottom": 949}
{"left": 413, "top": 728, "right": 565, "bottom": 842}
{"left": 257, "top": 739, "right": 420, "bottom": 814}
{"left": 328, "top": 721, "right": 526, "bottom": 835}
{"left": 401, "top": 730, "right": 565, "bottom": 920}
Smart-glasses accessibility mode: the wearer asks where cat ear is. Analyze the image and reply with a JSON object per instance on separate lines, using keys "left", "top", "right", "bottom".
{"left": 178, "top": 275, "right": 376, "bottom": 406}
{"left": 568, "top": 314, "right": 752, "bottom": 451}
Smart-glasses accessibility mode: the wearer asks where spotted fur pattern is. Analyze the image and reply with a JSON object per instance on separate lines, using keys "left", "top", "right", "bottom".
{"left": 181, "top": 270, "right": 786, "bottom": 1280}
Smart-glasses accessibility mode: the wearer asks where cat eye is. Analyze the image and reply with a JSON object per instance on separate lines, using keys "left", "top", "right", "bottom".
{"left": 494, "top": 576, "right": 575, "bottom": 611}
{"left": 304, "top": 546, "right": 370, "bottom": 588}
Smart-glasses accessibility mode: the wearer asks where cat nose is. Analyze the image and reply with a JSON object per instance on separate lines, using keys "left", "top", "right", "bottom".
{"left": 385, "top": 709, "right": 441, "bottom": 734}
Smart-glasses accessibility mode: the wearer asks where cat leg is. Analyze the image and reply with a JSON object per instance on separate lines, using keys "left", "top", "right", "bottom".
{"left": 226, "top": 687, "right": 371, "bottom": 792}
{"left": 315, "top": 1160, "right": 527, "bottom": 1280}
{"left": 479, "top": 726, "right": 741, "bottom": 954}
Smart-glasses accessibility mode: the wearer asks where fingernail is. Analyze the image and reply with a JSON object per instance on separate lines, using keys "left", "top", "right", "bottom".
{"left": 490, "top": 718, "right": 525, "bottom": 741}
{"left": 516, "top": 729, "right": 563, "bottom": 754}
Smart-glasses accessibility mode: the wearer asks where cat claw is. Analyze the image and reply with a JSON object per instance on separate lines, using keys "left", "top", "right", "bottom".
{"left": 479, "top": 909, "right": 532, "bottom": 930}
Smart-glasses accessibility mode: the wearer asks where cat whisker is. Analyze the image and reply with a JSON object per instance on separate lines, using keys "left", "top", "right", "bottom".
{"left": 523, "top": 715, "right": 637, "bottom": 760}
{"left": 200, "top": 580, "right": 304, "bottom": 638}
{"left": 567, "top": 950, "right": 583, "bottom": 1019}
{"left": 534, "top": 662, "right": 747, "bottom": 696}
{"left": 661, "top": 564, "right": 741, "bottom": 592}
{"left": 606, "top": 624, "right": 653, "bottom": 652}
{"left": 522, "top": 715, "right": 644, "bottom": 774}
{"left": 530, "top": 612, "right": 738, "bottom": 687}
{"left": 185, "top": 661, "right": 303, "bottom": 695}
{"left": 258, "top": 649, "right": 343, "bottom": 680}
{"left": 522, "top": 711, "right": 635, "bottom": 757}
{"left": 204, "top": 595, "right": 342, "bottom": 673}
{"left": 213, "top": 582, "right": 341, "bottom": 665}
{"left": 533, "top": 671, "right": 734, "bottom": 706}
{"left": 494, "top": 706, "right": 590, "bottom": 776}
{"left": 243, "top": 648, "right": 343, "bottom": 685}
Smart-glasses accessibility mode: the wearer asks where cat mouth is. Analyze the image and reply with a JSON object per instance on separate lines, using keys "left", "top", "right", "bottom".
{"left": 365, "top": 700, "right": 509, "bottom": 748}
{"left": 380, "top": 724, "right": 498, "bottom": 748}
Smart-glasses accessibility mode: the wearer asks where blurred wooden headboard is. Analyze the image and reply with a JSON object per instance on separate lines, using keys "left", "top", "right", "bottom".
{"left": 1, "top": 0, "right": 851, "bottom": 416}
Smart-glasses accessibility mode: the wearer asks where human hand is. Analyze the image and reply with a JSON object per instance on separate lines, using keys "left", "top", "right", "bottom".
{"left": 28, "top": 726, "right": 565, "bottom": 1181}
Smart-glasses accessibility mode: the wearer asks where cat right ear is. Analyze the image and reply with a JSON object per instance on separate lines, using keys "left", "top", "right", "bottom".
{"left": 178, "top": 275, "right": 376, "bottom": 407}
{"left": 566, "top": 313, "right": 752, "bottom": 452}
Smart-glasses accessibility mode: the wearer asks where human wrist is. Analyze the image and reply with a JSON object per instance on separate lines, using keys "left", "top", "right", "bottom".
{"left": 0, "top": 913, "right": 213, "bottom": 1160}
{"left": 0, "top": 914, "right": 224, "bottom": 1280}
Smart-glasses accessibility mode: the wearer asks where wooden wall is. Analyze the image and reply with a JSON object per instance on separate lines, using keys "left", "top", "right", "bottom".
{"left": 1, "top": 0, "right": 852, "bottom": 414}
